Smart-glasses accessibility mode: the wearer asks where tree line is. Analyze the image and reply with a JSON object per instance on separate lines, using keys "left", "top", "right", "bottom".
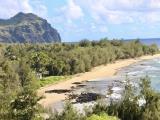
{"left": 2, "top": 39, "right": 159, "bottom": 77}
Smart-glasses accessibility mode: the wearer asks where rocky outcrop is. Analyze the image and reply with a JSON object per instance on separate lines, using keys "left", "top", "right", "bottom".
{"left": 0, "top": 12, "right": 61, "bottom": 43}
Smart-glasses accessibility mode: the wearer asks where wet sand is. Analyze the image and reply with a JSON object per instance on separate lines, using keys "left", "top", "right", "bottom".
{"left": 38, "top": 54, "right": 160, "bottom": 108}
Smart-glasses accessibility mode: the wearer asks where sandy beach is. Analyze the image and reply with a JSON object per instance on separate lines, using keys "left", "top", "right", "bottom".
{"left": 38, "top": 54, "right": 160, "bottom": 108}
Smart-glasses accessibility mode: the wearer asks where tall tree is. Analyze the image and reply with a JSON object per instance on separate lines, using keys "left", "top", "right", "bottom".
{"left": 0, "top": 60, "right": 19, "bottom": 120}
{"left": 11, "top": 59, "right": 42, "bottom": 120}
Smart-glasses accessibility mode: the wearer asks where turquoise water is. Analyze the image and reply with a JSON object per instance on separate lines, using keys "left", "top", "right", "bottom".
{"left": 72, "top": 57, "right": 160, "bottom": 102}
{"left": 117, "top": 57, "right": 160, "bottom": 91}
{"left": 72, "top": 57, "right": 160, "bottom": 99}
{"left": 52, "top": 57, "right": 160, "bottom": 111}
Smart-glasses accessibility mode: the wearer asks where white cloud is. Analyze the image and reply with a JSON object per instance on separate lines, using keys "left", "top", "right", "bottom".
{"left": 143, "top": 12, "right": 160, "bottom": 23}
{"left": 0, "top": 0, "right": 32, "bottom": 18}
{"left": 75, "top": 0, "right": 160, "bottom": 24}
{"left": 21, "top": 0, "right": 33, "bottom": 12}
{"left": 149, "top": 0, "right": 160, "bottom": 10}
{"left": 0, "top": 0, "right": 48, "bottom": 19}
{"left": 60, "top": 0, "right": 84, "bottom": 21}
{"left": 53, "top": 0, "right": 84, "bottom": 35}
{"left": 30, "top": 0, "right": 48, "bottom": 19}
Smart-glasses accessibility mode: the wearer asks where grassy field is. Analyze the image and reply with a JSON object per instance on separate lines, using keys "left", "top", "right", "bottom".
{"left": 39, "top": 76, "right": 71, "bottom": 87}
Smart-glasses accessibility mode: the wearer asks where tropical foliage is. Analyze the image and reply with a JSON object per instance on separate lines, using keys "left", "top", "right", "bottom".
{"left": 2, "top": 39, "right": 159, "bottom": 77}
{"left": 92, "top": 76, "right": 160, "bottom": 120}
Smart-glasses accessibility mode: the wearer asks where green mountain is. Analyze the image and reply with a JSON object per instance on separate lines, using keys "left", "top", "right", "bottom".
{"left": 0, "top": 12, "right": 61, "bottom": 43}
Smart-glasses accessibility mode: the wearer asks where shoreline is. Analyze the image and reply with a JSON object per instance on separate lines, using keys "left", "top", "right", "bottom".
{"left": 38, "top": 54, "right": 160, "bottom": 108}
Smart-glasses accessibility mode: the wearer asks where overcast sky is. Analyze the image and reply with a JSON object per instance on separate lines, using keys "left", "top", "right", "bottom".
{"left": 1, "top": 0, "right": 160, "bottom": 41}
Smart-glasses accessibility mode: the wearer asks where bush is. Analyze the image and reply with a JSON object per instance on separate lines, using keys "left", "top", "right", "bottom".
{"left": 86, "top": 113, "right": 118, "bottom": 120}
{"left": 48, "top": 102, "right": 85, "bottom": 120}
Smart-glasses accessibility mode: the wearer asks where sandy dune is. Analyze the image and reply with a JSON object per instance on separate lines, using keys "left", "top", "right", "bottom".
{"left": 38, "top": 54, "right": 160, "bottom": 108}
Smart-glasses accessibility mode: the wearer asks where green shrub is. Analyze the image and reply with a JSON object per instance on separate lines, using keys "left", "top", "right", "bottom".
{"left": 86, "top": 113, "right": 118, "bottom": 120}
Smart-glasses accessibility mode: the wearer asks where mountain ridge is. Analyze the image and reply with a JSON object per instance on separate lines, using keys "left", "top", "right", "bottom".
{"left": 0, "top": 12, "right": 61, "bottom": 43}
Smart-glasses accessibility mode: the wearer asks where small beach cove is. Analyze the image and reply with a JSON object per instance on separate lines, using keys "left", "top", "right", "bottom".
{"left": 38, "top": 54, "right": 160, "bottom": 111}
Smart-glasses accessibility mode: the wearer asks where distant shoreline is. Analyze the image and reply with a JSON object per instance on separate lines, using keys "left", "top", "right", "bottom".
{"left": 38, "top": 54, "right": 160, "bottom": 108}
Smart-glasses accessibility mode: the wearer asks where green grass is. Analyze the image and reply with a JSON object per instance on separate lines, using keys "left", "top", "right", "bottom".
{"left": 39, "top": 76, "right": 71, "bottom": 87}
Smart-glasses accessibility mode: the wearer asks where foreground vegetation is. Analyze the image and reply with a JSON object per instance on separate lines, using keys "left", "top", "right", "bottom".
{"left": 48, "top": 76, "right": 160, "bottom": 120}
{"left": 0, "top": 39, "right": 159, "bottom": 120}
{"left": 0, "top": 58, "right": 42, "bottom": 120}
{"left": 86, "top": 113, "right": 118, "bottom": 120}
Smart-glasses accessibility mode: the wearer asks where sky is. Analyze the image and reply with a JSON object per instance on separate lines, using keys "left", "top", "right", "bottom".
{"left": 1, "top": 0, "right": 160, "bottom": 42}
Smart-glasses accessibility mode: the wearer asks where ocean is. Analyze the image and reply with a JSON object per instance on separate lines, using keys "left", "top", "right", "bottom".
{"left": 70, "top": 57, "right": 160, "bottom": 107}
{"left": 140, "top": 38, "right": 160, "bottom": 47}
{"left": 117, "top": 57, "right": 160, "bottom": 91}
{"left": 126, "top": 38, "right": 160, "bottom": 47}
{"left": 75, "top": 57, "right": 160, "bottom": 92}
{"left": 52, "top": 57, "right": 160, "bottom": 112}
